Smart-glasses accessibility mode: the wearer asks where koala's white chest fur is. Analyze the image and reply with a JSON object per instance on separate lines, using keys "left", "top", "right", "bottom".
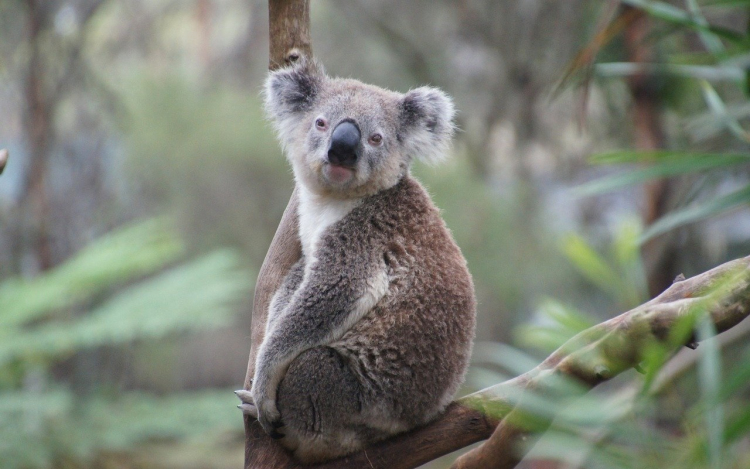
{"left": 297, "top": 184, "right": 360, "bottom": 261}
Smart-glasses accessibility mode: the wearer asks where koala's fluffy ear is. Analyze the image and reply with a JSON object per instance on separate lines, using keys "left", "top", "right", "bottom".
{"left": 264, "top": 58, "right": 326, "bottom": 143}
{"left": 400, "top": 87, "right": 456, "bottom": 164}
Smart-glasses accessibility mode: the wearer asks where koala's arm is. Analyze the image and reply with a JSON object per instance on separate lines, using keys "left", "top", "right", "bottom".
{"left": 264, "top": 258, "right": 306, "bottom": 336}
{"left": 251, "top": 254, "right": 388, "bottom": 431}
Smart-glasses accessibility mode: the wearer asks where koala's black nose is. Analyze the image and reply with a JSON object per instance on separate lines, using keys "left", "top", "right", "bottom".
{"left": 327, "top": 121, "right": 360, "bottom": 167}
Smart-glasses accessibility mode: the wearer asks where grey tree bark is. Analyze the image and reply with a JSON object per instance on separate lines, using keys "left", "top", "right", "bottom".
{"left": 242, "top": 1, "right": 308, "bottom": 467}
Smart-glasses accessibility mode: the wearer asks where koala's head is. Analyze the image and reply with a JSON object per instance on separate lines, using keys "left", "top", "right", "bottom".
{"left": 264, "top": 58, "right": 455, "bottom": 199}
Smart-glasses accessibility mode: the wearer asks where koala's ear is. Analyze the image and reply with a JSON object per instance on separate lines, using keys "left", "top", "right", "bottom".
{"left": 264, "top": 58, "right": 326, "bottom": 137}
{"left": 400, "top": 87, "right": 456, "bottom": 164}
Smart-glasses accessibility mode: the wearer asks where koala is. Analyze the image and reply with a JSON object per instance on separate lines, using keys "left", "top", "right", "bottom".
{"left": 236, "top": 58, "right": 476, "bottom": 464}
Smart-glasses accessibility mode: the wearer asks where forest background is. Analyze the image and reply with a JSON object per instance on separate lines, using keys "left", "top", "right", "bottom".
{"left": 1, "top": 1, "right": 749, "bottom": 468}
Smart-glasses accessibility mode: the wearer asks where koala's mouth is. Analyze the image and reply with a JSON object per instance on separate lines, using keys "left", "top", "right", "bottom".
{"left": 323, "top": 162, "right": 356, "bottom": 184}
{"left": 322, "top": 120, "right": 360, "bottom": 185}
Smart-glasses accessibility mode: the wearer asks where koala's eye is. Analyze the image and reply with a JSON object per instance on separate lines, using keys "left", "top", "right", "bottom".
{"left": 368, "top": 133, "right": 383, "bottom": 146}
{"left": 315, "top": 118, "right": 328, "bottom": 130}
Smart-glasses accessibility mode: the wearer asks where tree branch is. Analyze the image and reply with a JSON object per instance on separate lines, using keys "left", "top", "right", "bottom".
{"left": 451, "top": 255, "right": 750, "bottom": 469}
{"left": 243, "top": 187, "right": 301, "bottom": 468}
{"left": 268, "top": 0, "right": 313, "bottom": 70}
{"left": 242, "top": 1, "right": 310, "bottom": 468}
{"left": 246, "top": 1, "right": 311, "bottom": 390}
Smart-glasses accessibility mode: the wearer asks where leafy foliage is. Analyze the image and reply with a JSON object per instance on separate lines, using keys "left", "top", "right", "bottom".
{"left": 0, "top": 220, "right": 250, "bottom": 469}
{"left": 577, "top": 0, "right": 750, "bottom": 240}
{"left": 529, "top": 10, "right": 750, "bottom": 464}
{"left": 471, "top": 245, "right": 750, "bottom": 469}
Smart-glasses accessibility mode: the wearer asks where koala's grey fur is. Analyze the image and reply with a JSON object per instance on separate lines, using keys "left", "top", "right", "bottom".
{"left": 237, "top": 58, "right": 476, "bottom": 464}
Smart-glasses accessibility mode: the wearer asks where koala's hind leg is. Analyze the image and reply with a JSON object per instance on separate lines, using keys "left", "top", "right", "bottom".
{"left": 276, "top": 346, "right": 376, "bottom": 464}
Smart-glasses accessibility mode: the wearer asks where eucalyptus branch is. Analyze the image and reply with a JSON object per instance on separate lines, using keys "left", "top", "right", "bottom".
{"left": 452, "top": 256, "right": 750, "bottom": 469}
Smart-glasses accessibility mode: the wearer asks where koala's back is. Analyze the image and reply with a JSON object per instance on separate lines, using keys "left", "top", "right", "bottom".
{"left": 322, "top": 175, "right": 476, "bottom": 430}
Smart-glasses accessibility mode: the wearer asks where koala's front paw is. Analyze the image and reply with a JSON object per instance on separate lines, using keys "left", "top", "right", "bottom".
{"left": 251, "top": 389, "right": 285, "bottom": 439}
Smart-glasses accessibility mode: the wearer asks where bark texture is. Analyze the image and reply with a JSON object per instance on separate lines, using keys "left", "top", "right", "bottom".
{"left": 243, "top": 1, "right": 309, "bottom": 468}
{"left": 268, "top": 0, "right": 312, "bottom": 70}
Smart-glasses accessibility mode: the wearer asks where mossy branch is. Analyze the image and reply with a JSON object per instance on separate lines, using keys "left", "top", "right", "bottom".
{"left": 451, "top": 256, "right": 750, "bottom": 469}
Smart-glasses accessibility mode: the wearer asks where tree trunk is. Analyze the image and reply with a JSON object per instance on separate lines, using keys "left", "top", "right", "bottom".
{"left": 622, "top": 6, "right": 678, "bottom": 298}
{"left": 242, "top": 1, "right": 310, "bottom": 467}
{"left": 23, "top": 0, "right": 54, "bottom": 273}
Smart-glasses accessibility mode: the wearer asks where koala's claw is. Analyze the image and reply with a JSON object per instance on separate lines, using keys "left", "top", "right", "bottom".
{"left": 237, "top": 403, "right": 258, "bottom": 418}
{"left": 235, "top": 390, "right": 259, "bottom": 418}
{"left": 234, "top": 389, "right": 254, "bottom": 403}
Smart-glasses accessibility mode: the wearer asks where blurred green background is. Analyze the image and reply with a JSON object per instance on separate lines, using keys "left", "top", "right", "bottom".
{"left": 1, "top": 1, "right": 749, "bottom": 468}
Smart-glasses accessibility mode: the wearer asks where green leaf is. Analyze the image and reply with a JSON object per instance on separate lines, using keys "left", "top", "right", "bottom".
{"left": 685, "top": 102, "right": 750, "bottom": 142}
{"left": 84, "top": 390, "right": 243, "bottom": 448}
{"left": 720, "top": 340, "right": 750, "bottom": 444}
{"left": 0, "top": 388, "right": 74, "bottom": 469}
{"left": 641, "top": 184, "right": 750, "bottom": 241}
{"left": 0, "top": 250, "right": 249, "bottom": 366}
{"left": 610, "top": 218, "right": 648, "bottom": 307}
{"left": 621, "top": 0, "right": 748, "bottom": 44}
{"left": 516, "top": 299, "right": 595, "bottom": 351}
{"left": 589, "top": 150, "right": 750, "bottom": 165}
{"left": 702, "top": 0, "right": 750, "bottom": 7}
{"left": 696, "top": 317, "right": 723, "bottom": 469}
{"left": 686, "top": 0, "right": 725, "bottom": 55}
{"left": 540, "top": 299, "right": 595, "bottom": 333}
{"left": 0, "top": 219, "right": 184, "bottom": 328}
{"left": 595, "top": 62, "right": 744, "bottom": 82}
{"left": 561, "top": 235, "right": 621, "bottom": 300}
{"left": 0, "top": 388, "right": 243, "bottom": 469}
{"left": 699, "top": 80, "right": 750, "bottom": 142}
{"left": 577, "top": 153, "right": 750, "bottom": 196}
